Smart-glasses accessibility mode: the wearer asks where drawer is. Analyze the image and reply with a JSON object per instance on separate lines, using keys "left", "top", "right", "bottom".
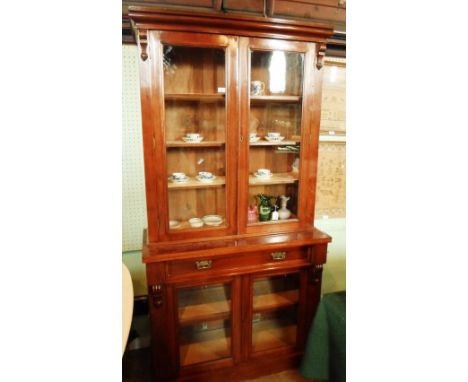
{"left": 166, "top": 248, "right": 309, "bottom": 279}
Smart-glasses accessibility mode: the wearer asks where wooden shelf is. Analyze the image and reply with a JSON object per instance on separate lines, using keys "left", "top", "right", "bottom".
{"left": 179, "top": 300, "right": 231, "bottom": 324}
{"left": 252, "top": 324, "right": 297, "bottom": 353}
{"left": 250, "top": 139, "right": 300, "bottom": 147}
{"left": 249, "top": 172, "right": 298, "bottom": 185}
{"left": 253, "top": 290, "right": 299, "bottom": 312}
{"left": 168, "top": 176, "right": 226, "bottom": 189}
{"left": 166, "top": 141, "right": 226, "bottom": 148}
{"left": 180, "top": 329, "right": 231, "bottom": 366}
{"left": 169, "top": 220, "right": 226, "bottom": 231}
{"left": 165, "top": 93, "right": 225, "bottom": 102}
{"left": 250, "top": 95, "right": 302, "bottom": 103}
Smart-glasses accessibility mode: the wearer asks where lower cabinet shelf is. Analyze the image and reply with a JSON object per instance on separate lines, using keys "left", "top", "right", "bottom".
{"left": 179, "top": 321, "right": 232, "bottom": 366}
{"left": 252, "top": 323, "right": 297, "bottom": 353}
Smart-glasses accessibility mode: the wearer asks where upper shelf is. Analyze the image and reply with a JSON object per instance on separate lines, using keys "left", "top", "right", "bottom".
{"left": 250, "top": 95, "right": 302, "bottom": 104}
{"left": 249, "top": 172, "right": 298, "bottom": 185}
{"left": 166, "top": 141, "right": 226, "bottom": 148}
{"left": 165, "top": 93, "right": 225, "bottom": 102}
{"left": 250, "top": 140, "right": 300, "bottom": 147}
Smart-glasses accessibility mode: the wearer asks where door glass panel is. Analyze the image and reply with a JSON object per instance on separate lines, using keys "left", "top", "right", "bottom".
{"left": 251, "top": 274, "right": 299, "bottom": 352}
{"left": 248, "top": 50, "right": 304, "bottom": 225}
{"left": 178, "top": 283, "right": 232, "bottom": 366}
{"left": 163, "top": 45, "right": 227, "bottom": 231}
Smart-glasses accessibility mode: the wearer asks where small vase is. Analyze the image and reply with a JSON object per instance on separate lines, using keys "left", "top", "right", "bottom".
{"left": 278, "top": 195, "right": 291, "bottom": 220}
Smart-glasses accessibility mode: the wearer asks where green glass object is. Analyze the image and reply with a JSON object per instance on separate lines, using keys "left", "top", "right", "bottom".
{"left": 257, "top": 194, "right": 272, "bottom": 222}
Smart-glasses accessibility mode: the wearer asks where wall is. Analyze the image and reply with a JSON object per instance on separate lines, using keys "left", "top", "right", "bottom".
{"left": 122, "top": 44, "right": 345, "bottom": 296}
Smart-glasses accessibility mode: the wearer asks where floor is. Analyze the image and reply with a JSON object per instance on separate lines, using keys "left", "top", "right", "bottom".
{"left": 122, "top": 347, "right": 314, "bottom": 382}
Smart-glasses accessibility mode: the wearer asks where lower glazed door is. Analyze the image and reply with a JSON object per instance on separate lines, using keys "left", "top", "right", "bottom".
{"left": 176, "top": 279, "right": 238, "bottom": 367}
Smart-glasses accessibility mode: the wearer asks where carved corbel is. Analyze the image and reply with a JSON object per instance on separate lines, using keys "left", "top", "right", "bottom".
{"left": 316, "top": 42, "right": 327, "bottom": 70}
{"left": 311, "top": 264, "right": 324, "bottom": 284}
{"left": 137, "top": 29, "right": 149, "bottom": 61}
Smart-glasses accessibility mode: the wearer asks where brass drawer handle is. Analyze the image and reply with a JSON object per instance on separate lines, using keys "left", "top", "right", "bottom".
{"left": 271, "top": 251, "right": 287, "bottom": 261}
{"left": 195, "top": 260, "right": 212, "bottom": 270}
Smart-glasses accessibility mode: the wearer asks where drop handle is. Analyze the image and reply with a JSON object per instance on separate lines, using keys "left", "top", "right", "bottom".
{"left": 271, "top": 252, "right": 287, "bottom": 261}
{"left": 195, "top": 260, "right": 212, "bottom": 270}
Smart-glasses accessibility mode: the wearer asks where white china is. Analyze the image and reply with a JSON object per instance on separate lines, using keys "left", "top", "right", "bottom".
{"left": 251, "top": 80, "right": 265, "bottom": 96}
{"left": 267, "top": 132, "right": 281, "bottom": 138}
{"left": 196, "top": 175, "right": 217, "bottom": 182}
{"left": 249, "top": 136, "right": 261, "bottom": 143}
{"left": 171, "top": 172, "right": 186, "bottom": 180}
{"left": 202, "top": 215, "right": 223, "bottom": 226}
{"left": 198, "top": 171, "right": 214, "bottom": 179}
{"left": 169, "top": 220, "right": 181, "bottom": 229}
{"left": 182, "top": 136, "right": 204, "bottom": 143}
{"left": 186, "top": 133, "right": 201, "bottom": 140}
{"left": 257, "top": 168, "right": 271, "bottom": 177}
{"left": 188, "top": 218, "right": 204, "bottom": 228}
{"left": 265, "top": 136, "right": 285, "bottom": 142}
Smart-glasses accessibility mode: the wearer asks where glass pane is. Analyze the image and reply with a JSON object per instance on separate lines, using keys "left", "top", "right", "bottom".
{"left": 251, "top": 307, "right": 297, "bottom": 353}
{"left": 247, "top": 50, "right": 304, "bottom": 225}
{"left": 252, "top": 274, "right": 300, "bottom": 311}
{"left": 178, "top": 284, "right": 232, "bottom": 366}
{"left": 163, "top": 45, "right": 227, "bottom": 231}
{"left": 251, "top": 274, "right": 299, "bottom": 352}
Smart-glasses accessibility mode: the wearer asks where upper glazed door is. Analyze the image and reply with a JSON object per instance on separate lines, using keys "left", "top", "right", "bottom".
{"left": 239, "top": 38, "right": 321, "bottom": 234}
{"left": 150, "top": 31, "right": 239, "bottom": 241}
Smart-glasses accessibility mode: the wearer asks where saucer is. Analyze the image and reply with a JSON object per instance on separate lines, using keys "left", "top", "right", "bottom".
{"left": 249, "top": 136, "right": 261, "bottom": 143}
{"left": 265, "top": 136, "right": 285, "bottom": 142}
{"left": 169, "top": 220, "right": 181, "bottom": 229}
{"left": 188, "top": 218, "right": 204, "bottom": 228}
{"left": 182, "top": 137, "right": 204, "bottom": 143}
{"left": 196, "top": 175, "right": 217, "bottom": 182}
{"left": 254, "top": 172, "right": 273, "bottom": 179}
{"left": 169, "top": 176, "right": 189, "bottom": 183}
{"left": 202, "top": 215, "right": 224, "bottom": 226}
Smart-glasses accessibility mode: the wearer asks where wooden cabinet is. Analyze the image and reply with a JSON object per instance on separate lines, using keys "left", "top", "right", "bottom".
{"left": 129, "top": 6, "right": 334, "bottom": 381}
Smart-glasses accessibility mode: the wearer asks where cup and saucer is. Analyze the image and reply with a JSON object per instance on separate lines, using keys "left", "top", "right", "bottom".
{"left": 196, "top": 171, "right": 216, "bottom": 182}
{"left": 265, "top": 132, "right": 285, "bottom": 142}
{"left": 249, "top": 132, "right": 260, "bottom": 143}
{"left": 254, "top": 168, "right": 273, "bottom": 179}
{"left": 169, "top": 172, "right": 189, "bottom": 183}
{"left": 182, "top": 133, "right": 204, "bottom": 143}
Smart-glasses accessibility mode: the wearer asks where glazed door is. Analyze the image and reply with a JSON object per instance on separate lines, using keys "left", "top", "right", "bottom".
{"left": 145, "top": 31, "right": 238, "bottom": 241}
{"left": 245, "top": 270, "right": 308, "bottom": 356}
{"left": 176, "top": 278, "right": 241, "bottom": 368}
{"left": 238, "top": 38, "right": 322, "bottom": 234}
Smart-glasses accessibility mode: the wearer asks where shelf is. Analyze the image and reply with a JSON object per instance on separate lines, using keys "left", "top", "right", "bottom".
{"left": 249, "top": 172, "right": 298, "bottom": 186}
{"left": 180, "top": 329, "right": 231, "bottom": 366}
{"left": 250, "top": 139, "right": 300, "bottom": 147}
{"left": 165, "top": 93, "right": 225, "bottom": 102}
{"left": 166, "top": 141, "right": 226, "bottom": 148}
{"left": 250, "top": 95, "right": 302, "bottom": 103}
{"left": 252, "top": 324, "right": 297, "bottom": 353}
{"left": 169, "top": 220, "right": 226, "bottom": 230}
{"left": 168, "top": 176, "right": 226, "bottom": 189}
{"left": 179, "top": 300, "right": 231, "bottom": 324}
{"left": 253, "top": 290, "right": 299, "bottom": 312}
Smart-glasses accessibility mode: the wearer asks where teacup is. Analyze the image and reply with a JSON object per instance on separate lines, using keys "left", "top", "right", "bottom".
{"left": 172, "top": 172, "right": 186, "bottom": 180}
{"left": 251, "top": 80, "right": 265, "bottom": 96}
{"left": 257, "top": 168, "right": 271, "bottom": 177}
{"left": 267, "top": 132, "right": 281, "bottom": 138}
{"left": 198, "top": 171, "right": 214, "bottom": 179}
{"left": 249, "top": 132, "right": 257, "bottom": 140}
{"left": 185, "top": 133, "right": 200, "bottom": 140}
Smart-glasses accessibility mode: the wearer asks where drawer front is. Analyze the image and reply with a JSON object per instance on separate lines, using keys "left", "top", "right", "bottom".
{"left": 167, "top": 248, "right": 309, "bottom": 280}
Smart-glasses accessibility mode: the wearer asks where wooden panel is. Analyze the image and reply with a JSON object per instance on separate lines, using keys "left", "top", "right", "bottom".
{"left": 167, "top": 249, "right": 308, "bottom": 280}
{"left": 274, "top": 0, "right": 346, "bottom": 25}
{"left": 223, "top": 0, "right": 265, "bottom": 14}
